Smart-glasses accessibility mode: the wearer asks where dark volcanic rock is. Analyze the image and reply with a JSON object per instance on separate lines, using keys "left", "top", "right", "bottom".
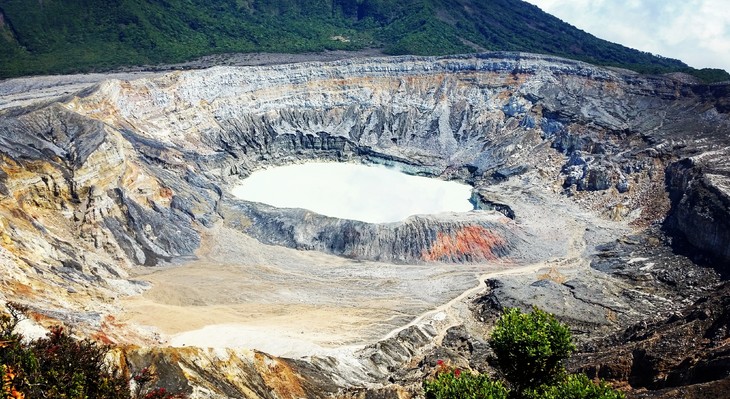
{"left": 222, "top": 199, "right": 520, "bottom": 263}
{"left": 665, "top": 155, "right": 730, "bottom": 275}
{"left": 591, "top": 229, "right": 720, "bottom": 299}
{"left": 106, "top": 190, "right": 200, "bottom": 266}
{"left": 474, "top": 275, "right": 633, "bottom": 336}
{"left": 569, "top": 282, "right": 730, "bottom": 398}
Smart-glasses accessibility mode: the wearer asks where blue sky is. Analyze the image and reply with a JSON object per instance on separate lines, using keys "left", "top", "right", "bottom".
{"left": 524, "top": 0, "right": 730, "bottom": 72}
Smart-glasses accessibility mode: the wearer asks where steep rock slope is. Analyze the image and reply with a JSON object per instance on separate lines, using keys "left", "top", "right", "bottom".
{"left": 666, "top": 157, "right": 730, "bottom": 272}
{"left": 568, "top": 282, "right": 730, "bottom": 398}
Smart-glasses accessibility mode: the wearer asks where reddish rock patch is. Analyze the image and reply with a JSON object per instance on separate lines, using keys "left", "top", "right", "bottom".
{"left": 423, "top": 225, "right": 508, "bottom": 262}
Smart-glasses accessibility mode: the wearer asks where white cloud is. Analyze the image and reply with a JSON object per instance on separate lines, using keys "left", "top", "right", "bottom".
{"left": 524, "top": 0, "right": 730, "bottom": 71}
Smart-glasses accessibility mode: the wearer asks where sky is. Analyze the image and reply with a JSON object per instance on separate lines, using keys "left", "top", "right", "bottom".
{"left": 231, "top": 162, "right": 473, "bottom": 223}
{"left": 523, "top": 0, "right": 730, "bottom": 72}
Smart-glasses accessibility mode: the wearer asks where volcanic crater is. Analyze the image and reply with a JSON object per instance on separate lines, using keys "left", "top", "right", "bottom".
{"left": 0, "top": 53, "right": 728, "bottom": 398}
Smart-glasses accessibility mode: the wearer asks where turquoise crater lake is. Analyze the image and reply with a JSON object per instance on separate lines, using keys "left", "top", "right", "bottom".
{"left": 231, "top": 162, "right": 474, "bottom": 223}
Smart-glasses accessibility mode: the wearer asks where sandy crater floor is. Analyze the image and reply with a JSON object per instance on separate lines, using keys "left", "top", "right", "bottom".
{"left": 119, "top": 227, "right": 498, "bottom": 357}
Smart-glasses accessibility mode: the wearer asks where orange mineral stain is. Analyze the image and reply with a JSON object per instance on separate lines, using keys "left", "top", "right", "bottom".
{"left": 254, "top": 352, "right": 307, "bottom": 399}
{"left": 423, "top": 225, "right": 508, "bottom": 262}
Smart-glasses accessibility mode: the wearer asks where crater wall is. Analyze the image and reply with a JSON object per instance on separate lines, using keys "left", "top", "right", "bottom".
{"left": 1, "top": 52, "right": 729, "bottom": 398}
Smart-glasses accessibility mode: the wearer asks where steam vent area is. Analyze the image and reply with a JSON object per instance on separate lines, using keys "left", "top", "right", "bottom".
{"left": 1, "top": 53, "right": 729, "bottom": 397}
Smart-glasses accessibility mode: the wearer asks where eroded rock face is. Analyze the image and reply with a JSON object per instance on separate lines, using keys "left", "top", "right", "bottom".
{"left": 568, "top": 281, "right": 730, "bottom": 397}
{"left": 224, "top": 200, "right": 518, "bottom": 263}
{"left": 1, "top": 53, "right": 729, "bottom": 398}
{"left": 117, "top": 347, "right": 341, "bottom": 399}
{"left": 666, "top": 155, "right": 730, "bottom": 273}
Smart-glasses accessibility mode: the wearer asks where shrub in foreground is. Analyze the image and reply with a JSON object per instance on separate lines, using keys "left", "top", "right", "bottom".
{"left": 424, "top": 361, "right": 508, "bottom": 399}
{"left": 488, "top": 307, "right": 574, "bottom": 390}
{"left": 424, "top": 307, "right": 624, "bottom": 399}
{"left": 0, "top": 303, "right": 183, "bottom": 399}
{"left": 523, "top": 373, "right": 625, "bottom": 399}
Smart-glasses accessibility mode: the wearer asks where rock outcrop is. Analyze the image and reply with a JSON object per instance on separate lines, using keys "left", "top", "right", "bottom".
{"left": 568, "top": 281, "right": 730, "bottom": 398}
{"left": 224, "top": 200, "right": 518, "bottom": 263}
{"left": 665, "top": 155, "right": 730, "bottom": 273}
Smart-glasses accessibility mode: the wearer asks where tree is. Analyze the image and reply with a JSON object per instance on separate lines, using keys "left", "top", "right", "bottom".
{"left": 424, "top": 307, "right": 625, "bottom": 399}
{"left": 488, "top": 307, "right": 574, "bottom": 391}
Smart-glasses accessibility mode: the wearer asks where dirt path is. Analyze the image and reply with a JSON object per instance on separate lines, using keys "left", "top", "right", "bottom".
{"left": 379, "top": 172, "right": 635, "bottom": 349}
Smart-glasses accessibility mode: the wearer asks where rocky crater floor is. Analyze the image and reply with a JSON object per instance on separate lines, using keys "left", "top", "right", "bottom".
{"left": 0, "top": 53, "right": 728, "bottom": 398}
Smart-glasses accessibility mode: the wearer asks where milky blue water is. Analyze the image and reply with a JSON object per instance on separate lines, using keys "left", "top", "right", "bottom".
{"left": 231, "top": 162, "right": 474, "bottom": 223}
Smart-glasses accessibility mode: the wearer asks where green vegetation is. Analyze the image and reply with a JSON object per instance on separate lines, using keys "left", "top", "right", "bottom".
{"left": 489, "top": 307, "right": 574, "bottom": 391}
{"left": 424, "top": 364, "right": 509, "bottom": 399}
{"left": 0, "top": 303, "right": 183, "bottom": 399}
{"left": 524, "top": 374, "right": 625, "bottom": 399}
{"left": 0, "top": 0, "right": 727, "bottom": 82}
{"left": 424, "top": 307, "right": 624, "bottom": 399}
{"left": 678, "top": 67, "right": 730, "bottom": 84}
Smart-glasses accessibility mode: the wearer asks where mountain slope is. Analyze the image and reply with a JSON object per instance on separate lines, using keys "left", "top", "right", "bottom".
{"left": 0, "top": 0, "right": 727, "bottom": 81}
